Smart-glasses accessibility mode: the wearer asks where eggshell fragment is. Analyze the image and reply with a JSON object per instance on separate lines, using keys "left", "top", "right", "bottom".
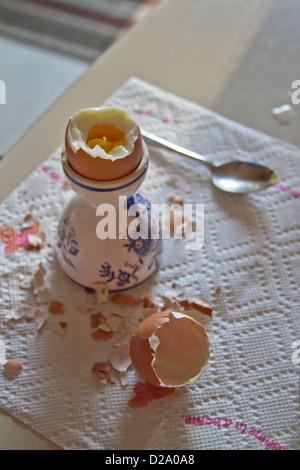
{"left": 27, "top": 234, "right": 44, "bottom": 250}
{"left": 24, "top": 213, "right": 33, "bottom": 222}
{"left": 19, "top": 274, "right": 32, "bottom": 289}
{"left": 5, "top": 307, "right": 25, "bottom": 321}
{"left": 36, "top": 288, "right": 50, "bottom": 304}
{"left": 167, "top": 192, "right": 184, "bottom": 205}
{"left": 112, "top": 293, "right": 141, "bottom": 306}
{"left": 52, "top": 322, "right": 66, "bottom": 336}
{"left": 142, "top": 307, "right": 159, "bottom": 318}
{"left": 106, "top": 313, "right": 123, "bottom": 332}
{"left": 48, "top": 301, "right": 65, "bottom": 315}
{"left": 91, "top": 370, "right": 111, "bottom": 383}
{"left": 93, "top": 362, "right": 111, "bottom": 373}
{"left": 119, "top": 372, "right": 129, "bottom": 386}
{"left": 90, "top": 312, "right": 104, "bottom": 328}
{"left": 130, "top": 311, "right": 209, "bottom": 388}
{"left": 32, "top": 262, "right": 46, "bottom": 294}
{"left": 164, "top": 209, "right": 193, "bottom": 237}
{"left": 143, "top": 296, "right": 160, "bottom": 309}
{"left": 110, "top": 342, "right": 131, "bottom": 373}
{"left": 91, "top": 328, "right": 113, "bottom": 341}
{"left": 84, "top": 291, "right": 97, "bottom": 309}
{"left": 90, "top": 282, "right": 109, "bottom": 304}
{"left": 98, "top": 322, "right": 112, "bottom": 332}
{"left": 95, "top": 283, "right": 109, "bottom": 304}
{"left": 179, "top": 298, "right": 212, "bottom": 317}
{"left": 169, "top": 176, "right": 178, "bottom": 184}
{"left": 3, "top": 360, "right": 23, "bottom": 372}
{"left": 34, "top": 308, "right": 49, "bottom": 331}
{"left": 91, "top": 362, "right": 112, "bottom": 383}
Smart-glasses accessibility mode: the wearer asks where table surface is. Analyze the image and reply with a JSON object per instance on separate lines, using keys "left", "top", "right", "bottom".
{"left": 0, "top": 0, "right": 299, "bottom": 450}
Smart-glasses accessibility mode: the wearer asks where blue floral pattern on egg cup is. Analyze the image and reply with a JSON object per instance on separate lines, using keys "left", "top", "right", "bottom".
{"left": 57, "top": 216, "right": 79, "bottom": 270}
{"left": 56, "top": 142, "right": 162, "bottom": 292}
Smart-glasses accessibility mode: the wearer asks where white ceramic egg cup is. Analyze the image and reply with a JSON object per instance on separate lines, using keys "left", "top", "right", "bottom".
{"left": 56, "top": 142, "right": 162, "bottom": 292}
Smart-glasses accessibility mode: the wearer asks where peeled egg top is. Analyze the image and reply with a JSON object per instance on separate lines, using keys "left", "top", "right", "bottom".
{"left": 130, "top": 310, "right": 210, "bottom": 388}
{"left": 65, "top": 107, "right": 143, "bottom": 181}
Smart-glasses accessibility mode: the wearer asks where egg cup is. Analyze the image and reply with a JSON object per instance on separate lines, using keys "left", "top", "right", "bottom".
{"left": 56, "top": 141, "right": 162, "bottom": 292}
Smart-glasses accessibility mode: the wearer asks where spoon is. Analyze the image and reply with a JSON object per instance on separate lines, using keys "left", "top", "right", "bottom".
{"left": 141, "top": 129, "right": 278, "bottom": 193}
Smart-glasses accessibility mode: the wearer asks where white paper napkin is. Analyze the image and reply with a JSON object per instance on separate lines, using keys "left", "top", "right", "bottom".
{"left": 0, "top": 77, "right": 299, "bottom": 450}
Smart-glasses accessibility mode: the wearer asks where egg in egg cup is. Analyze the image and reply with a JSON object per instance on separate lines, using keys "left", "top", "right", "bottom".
{"left": 56, "top": 107, "right": 162, "bottom": 292}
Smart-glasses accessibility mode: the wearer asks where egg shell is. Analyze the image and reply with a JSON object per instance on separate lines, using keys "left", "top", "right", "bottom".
{"left": 130, "top": 310, "right": 209, "bottom": 388}
{"left": 65, "top": 108, "right": 143, "bottom": 181}
{"left": 130, "top": 311, "right": 170, "bottom": 387}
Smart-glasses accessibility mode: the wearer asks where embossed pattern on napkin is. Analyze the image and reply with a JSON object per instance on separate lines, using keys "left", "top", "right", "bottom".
{"left": 0, "top": 77, "right": 299, "bottom": 450}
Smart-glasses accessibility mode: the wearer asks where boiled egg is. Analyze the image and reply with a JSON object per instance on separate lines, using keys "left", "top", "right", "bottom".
{"left": 65, "top": 107, "right": 143, "bottom": 181}
{"left": 130, "top": 310, "right": 209, "bottom": 388}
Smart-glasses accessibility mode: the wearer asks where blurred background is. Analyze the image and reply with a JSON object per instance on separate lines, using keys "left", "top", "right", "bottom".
{"left": 0, "top": 0, "right": 161, "bottom": 158}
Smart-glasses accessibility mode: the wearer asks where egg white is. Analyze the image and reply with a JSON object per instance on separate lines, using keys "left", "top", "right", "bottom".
{"left": 66, "top": 107, "right": 139, "bottom": 161}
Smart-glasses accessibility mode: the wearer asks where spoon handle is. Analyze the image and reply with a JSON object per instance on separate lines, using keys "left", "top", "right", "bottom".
{"left": 141, "top": 129, "right": 213, "bottom": 167}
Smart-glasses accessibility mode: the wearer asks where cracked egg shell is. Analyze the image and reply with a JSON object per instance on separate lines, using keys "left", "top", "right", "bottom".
{"left": 65, "top": 107, "right": 143, "bottom": 181}
{"left": 129, "top": 310, "right": 209, "bottom": 388}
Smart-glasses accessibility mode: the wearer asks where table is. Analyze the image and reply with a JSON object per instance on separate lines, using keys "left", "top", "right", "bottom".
{"left": 0, "top": 0, "right": 299, "bottom": 450}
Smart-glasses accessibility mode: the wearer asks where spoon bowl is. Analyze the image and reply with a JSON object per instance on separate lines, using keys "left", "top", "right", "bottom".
{"left": 211, "top": 161, "right": 278, "bottom": 193}
{"left": 141, "top": 129, "right": 278, "bottom": 194}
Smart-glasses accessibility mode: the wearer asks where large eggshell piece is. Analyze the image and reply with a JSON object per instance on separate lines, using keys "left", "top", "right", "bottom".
{"left": 130, "top": 311, "right": 209, "bottom": 388}
{"left": 65, "top": 107, "right": 143, "bottom": 181}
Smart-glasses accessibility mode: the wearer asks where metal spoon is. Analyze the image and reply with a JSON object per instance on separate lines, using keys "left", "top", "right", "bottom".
{"left": 141, "top": 129, "right": 278, "bottom": 193}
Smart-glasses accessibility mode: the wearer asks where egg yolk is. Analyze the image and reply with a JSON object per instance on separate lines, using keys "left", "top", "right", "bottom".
{"left": 86, "top": 124, "right": 126, "bottom": 153}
